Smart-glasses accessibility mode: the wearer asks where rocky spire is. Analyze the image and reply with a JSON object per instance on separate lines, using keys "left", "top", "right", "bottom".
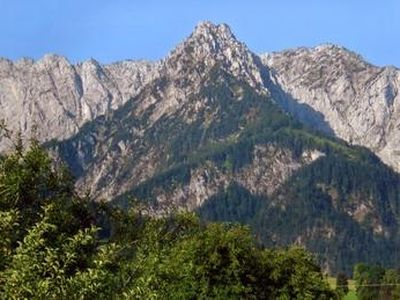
{"left": 162, "top": 21, "right": 269, "bottom": 93}
{"left": 191, "top": 21, "right": 236, "bottom": 48}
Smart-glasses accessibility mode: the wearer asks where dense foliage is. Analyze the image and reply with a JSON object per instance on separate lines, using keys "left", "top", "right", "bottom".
{"left": 335, "top": 272, "right": 349, "bottom": 298}
{"left": 0, "top": 138, "right": 334, "bottom": 298}
{"left": 353, "top": 263, "right": 400, "bottom": 300}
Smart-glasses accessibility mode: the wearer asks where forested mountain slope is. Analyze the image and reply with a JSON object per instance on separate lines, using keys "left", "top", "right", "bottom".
{"left": 48, "top": 23, "right": 400, "bottom": 273}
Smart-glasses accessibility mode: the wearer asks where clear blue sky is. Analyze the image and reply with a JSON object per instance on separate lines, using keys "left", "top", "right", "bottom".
{"left": 1, "top": 0, "right": 399, "bottom": 66}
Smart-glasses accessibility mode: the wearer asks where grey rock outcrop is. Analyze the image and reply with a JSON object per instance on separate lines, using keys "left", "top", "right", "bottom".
{"left": 162, "top": 21, "right": 268, "bottom": 94}
{"left": 153, "top": 145, "right": 324, "bottom": 212}
{"left": 262, "top": 44, "right": 400, "bottom": 171}
{"left": 0, "top": 54, "right": 156, "bottom": 150}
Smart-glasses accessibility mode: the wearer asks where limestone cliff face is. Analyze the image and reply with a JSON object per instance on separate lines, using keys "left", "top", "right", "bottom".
{"left": 0, "top": 22, "right": 267, "bottom": 148}
{"left": 2, "top": 24, "right": 400, "bottom": 174}
{"left": 262, "top": 45, "right": 400, "bottom": 171}
{"left": 0, "top": 55, "right": 156, "bottom": 150}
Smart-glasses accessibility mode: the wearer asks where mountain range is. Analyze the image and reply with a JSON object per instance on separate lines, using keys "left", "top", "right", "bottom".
{"left": 1, "top": 21, "right": 400, "bottom": 273}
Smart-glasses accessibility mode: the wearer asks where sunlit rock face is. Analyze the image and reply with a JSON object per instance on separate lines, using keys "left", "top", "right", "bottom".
{"left": 0, "top": 54, "right": 156, "bottom": 149}
{"left": 262, "top": 44, "right": 400, "bottom": 172}
{"left": 2, "top": 23, "right": 400, "bottom": 174}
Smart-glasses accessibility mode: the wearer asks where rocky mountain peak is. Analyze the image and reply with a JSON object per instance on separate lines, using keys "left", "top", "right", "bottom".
{"left": 262, "top": 43, "right": 373, "bottom": 73}
{"left": 162, "top": 21, "right": 268, "bottom": 94}
{"left": 14, "top": 57, "right": 35, "bottom": 68}
{"left": 313, "top": 43, "right": 350, "bottom": 53}
{"left": 80, "top": 58, "right": 101, "bottom": 68}
{"left": 78, "top": 58, "right": 105, "bottom": 79}
{"left": 263, "top": 44, "right": 400, "bottom": 172}
{"left": 0, "top": 53, "right": 156, "bottom": 151}
{"left": 191, "top": 21, "right": 235, "bottom": 45}
{"left": 36, "top": 54, "right": 73, "bottom": 70}
{"left": 0, "top": 58, "right": 14, "bottom": 73}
